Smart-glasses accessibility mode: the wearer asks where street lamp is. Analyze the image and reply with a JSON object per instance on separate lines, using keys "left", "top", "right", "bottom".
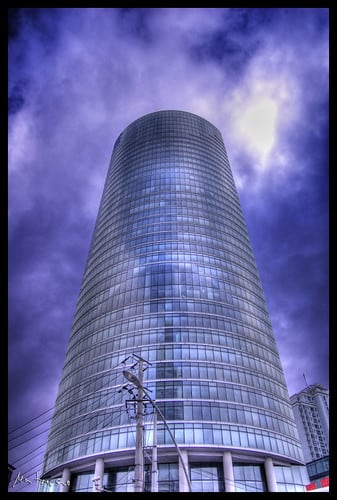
{"left": 123, "top": 370, "right": 192, "bottom": 492}
{"left": 123, "top": 370, "right": 143, "bottom": 389}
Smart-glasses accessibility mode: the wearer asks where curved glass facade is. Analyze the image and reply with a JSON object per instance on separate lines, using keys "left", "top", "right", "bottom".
{"left": 41, "top": 110, "right": 307, "bottom": 491}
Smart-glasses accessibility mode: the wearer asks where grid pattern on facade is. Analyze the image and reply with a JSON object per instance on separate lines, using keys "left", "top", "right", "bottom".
{"left": 42, "top": 111, "right": 305, "bottom": 481}
{"left": 306, "top": 456, "right": 329, "bottom": 481}
{"left": 274, "top": 465, "right": 310, "bottom": 492}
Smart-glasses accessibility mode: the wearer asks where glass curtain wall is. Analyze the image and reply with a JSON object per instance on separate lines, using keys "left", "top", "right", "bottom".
{"left": 41, "top": 111, "right": 306, "bottom": 491}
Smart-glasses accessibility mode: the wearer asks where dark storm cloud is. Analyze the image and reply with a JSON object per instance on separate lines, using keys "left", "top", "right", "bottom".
{"left": 117, "top": 7, "right": 156, "bottom": 43}
{"left": 8, "top": 206, "right": 90, "bottom": 402}
{"left": 8, "top": 81, "right": 26, "bottom": 116}
{"left": 8, "top": 7, "right": 328, "bottom": 489}
{"left": 223, "top": 7, "right": 329, "bottom": 395}
{"left": 242, "top": 151, "right": 329, "bottom": 394}
{"left": 188, "top": 8, "right": 263, "bottom": 72}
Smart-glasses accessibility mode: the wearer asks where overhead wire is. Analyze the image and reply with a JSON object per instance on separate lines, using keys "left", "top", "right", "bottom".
{"left": 9, "top": 362, "right": 128, "bottom": 459}
{"left": 9, "top": 402, "right": 126, "bottom": 469}
{"left": 9, "top": 405, "right": 125, "bottom": 474}
{"left": 13, "top": 445, "right": 47, "bottom": 470}
{"left": 9, "top": 441, "right": 47, "bottom": 470}
{"left": 8, "top": 406, "right": 54, "bottom": 436}
{"left": 8, "top": 415, "right": 53, "bottom": 444}
{"left": 8, "top": 425, "right": 51, "bottom": 452}
{"left": 11, "top": 457, "right": 46, "bottom": 492}
{"left": 9, "top": 359, "right": 128, "bottom": 440}
{"left": 12, "top": 426, "right": 277, "bottom": 492}
{"left": 9, "top": 406, "right": 135, "bottom": 492}
{"left": 10, "top": 357, "right": 277, "bottom": 493}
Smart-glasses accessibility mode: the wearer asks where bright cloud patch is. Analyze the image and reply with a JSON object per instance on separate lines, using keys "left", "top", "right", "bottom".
{"left": 8, "top": 108, "right": 36, "bottom": 173}
{"left": 237, "top": 96, "right": 278, "bottom": 161}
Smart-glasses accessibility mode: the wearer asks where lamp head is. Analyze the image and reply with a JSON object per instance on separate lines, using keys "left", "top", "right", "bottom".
{"left": 123, "top": 370, "right": 143, "bottom": 389}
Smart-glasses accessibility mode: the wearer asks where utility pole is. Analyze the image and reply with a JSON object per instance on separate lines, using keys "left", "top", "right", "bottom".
{"left": 123, "top": 367, "right": 192, "bottom": 492}
{"left": 151, "top": 411, "right": 158, "bottom": 492}
{"left": 134, "top": 358, "right": 144, "bottom": 492}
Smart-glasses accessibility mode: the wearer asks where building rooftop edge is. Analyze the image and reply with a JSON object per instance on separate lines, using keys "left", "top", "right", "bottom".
{"left": 290, "top": 384, "right": 329, "bottom": 400}
{"left": 120, "top": 109, "right": 222, "bottom": 138}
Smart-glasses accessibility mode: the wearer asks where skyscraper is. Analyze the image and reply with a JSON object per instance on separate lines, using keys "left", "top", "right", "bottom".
{"left": 40, "top": 110, "right": 309, "bottom": 492}
{"left": 290, "top": 384, "right": 329, "bottom": 463}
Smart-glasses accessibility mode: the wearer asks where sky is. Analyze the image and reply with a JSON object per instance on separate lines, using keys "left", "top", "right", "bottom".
{"left": 8, "top": 7, "right": 329, "bottom": 491}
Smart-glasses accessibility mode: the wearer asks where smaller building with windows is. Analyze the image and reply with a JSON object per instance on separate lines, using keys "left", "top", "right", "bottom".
{"left": 290, "top": 384, "right": 329, "bottom": 463}
{"left": 305, "top": 455, "right": 329, "bottom": 492}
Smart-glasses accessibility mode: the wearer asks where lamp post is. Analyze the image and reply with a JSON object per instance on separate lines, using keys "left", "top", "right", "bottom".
{"left": 123, "top": 370, "right": 192, "bottom": 492}
{"left": 124, "top": 365, "right": 144, "bottom": 492}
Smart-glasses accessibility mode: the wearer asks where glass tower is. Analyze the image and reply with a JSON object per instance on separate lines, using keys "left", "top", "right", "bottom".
{"left": 41, "top": 110, "right": 309, "bottom": 492}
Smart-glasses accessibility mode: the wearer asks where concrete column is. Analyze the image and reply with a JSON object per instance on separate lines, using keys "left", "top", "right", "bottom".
{"left": 264, "top": 457, "right": 277, "bottom": 492}
{"left": 59, "top": 467, "right": 71, "bottom": 492}
{"left": 92, "top": 457, "right": 105, "bottom": 492}
{"left": 178, "top": 450, "right": 189, "bottom": 492}
{"left": 223, "top": 451, "right": 235, "bottom": 492}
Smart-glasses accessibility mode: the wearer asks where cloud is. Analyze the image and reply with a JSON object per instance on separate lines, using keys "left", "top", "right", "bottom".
{"left": 8, "top": 8, "right": 328, "bottom": 488}
{"left": 235, "top": 93, "right": 278, "bottom": 161}
{"left": 8, "top": 107, "right": 37, "bottom": 174}
{"left": 12, "top": 7, "right": 322, "bottom": 198}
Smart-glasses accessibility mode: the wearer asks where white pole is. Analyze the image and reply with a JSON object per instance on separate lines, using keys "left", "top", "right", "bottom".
{"left": 151, "top": 411, "right": 158, "bottom": 492}
{"left": 134, "top": 360, "right": 144, "bottom": 492}
{"left": 123, "top": 368, "right": 191, "bottom": 492}
{"left": 143, "top": 389, "right": 192, "bottom": 492}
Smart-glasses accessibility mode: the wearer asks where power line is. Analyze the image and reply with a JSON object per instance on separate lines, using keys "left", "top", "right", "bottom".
{"left": 13, "top": 446, "right": 45, "bottom": 469}
{"left": 11, "top": 358, "right": 281, "bottom": 493}
{"left": 9, "top": 361, "right": 126, "bottom": 438}
{"left": 11, "top": 425, "right": 278, "bottom": 494}
{"left": 8, "top": 405, "right": 54, "bottom": 436}
{"left": 9, "top": 440, "right": 46, "bottom": 466}
{"left": 8, "top": 365, "right": 127, "bottom": 461}
{"left": 8, "top": 415, "right": 52, "bottom": 444}
{"left": 9, "top": 404, "right": 130, "bottom": 485}
{"left": 8, "top": 424, "right": 50, "bottom": 452}
{"left": 12, "top": 368, "right": 138, "bottom": 488}
{"left": 9, "top": 386, "right": 116, "bottom": 446}
{"left": 9, "top": 402, "right": 127, "bottom": 468}
{"left": 9, "top": 454, "right": 45, "bottom": 492}
{"left": 10, "top": 457, "right": 44, "bottom": 492}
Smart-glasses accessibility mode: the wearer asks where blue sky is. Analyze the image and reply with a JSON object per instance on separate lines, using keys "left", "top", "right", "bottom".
{"left": 8, "top": 7, "right": 329, "bottom": 490}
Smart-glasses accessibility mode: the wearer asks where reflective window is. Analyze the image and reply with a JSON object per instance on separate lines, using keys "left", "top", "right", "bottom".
{"left": 190, "top": 464, "right": 224, "bottom": 492}
{"left": 105, "top": 467, "right": 135, "bottom": 492}
{"left": 274, "top": 465, "right": 308, "bottom": 492}
{"left": 233, "top": 464, "right": 267, "bottom": 492}
{"left": 42, "top": 110, "right": 302, "bottom": 475}
{"left": 70, "top": 472, "right": 95, "bottom": 492}
{"left": 156, "top": 463, "right": 179, "bottom": 492}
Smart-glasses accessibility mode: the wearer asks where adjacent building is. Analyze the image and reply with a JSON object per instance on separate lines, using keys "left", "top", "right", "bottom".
{"left": 290, "top": 384, "right": 329, "bottom": 464}
{"left": 40, "top": 110, "right": 309, "bottom": 492}
{"left": 305, "top": 456, "right": 329, "bottom": 492}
